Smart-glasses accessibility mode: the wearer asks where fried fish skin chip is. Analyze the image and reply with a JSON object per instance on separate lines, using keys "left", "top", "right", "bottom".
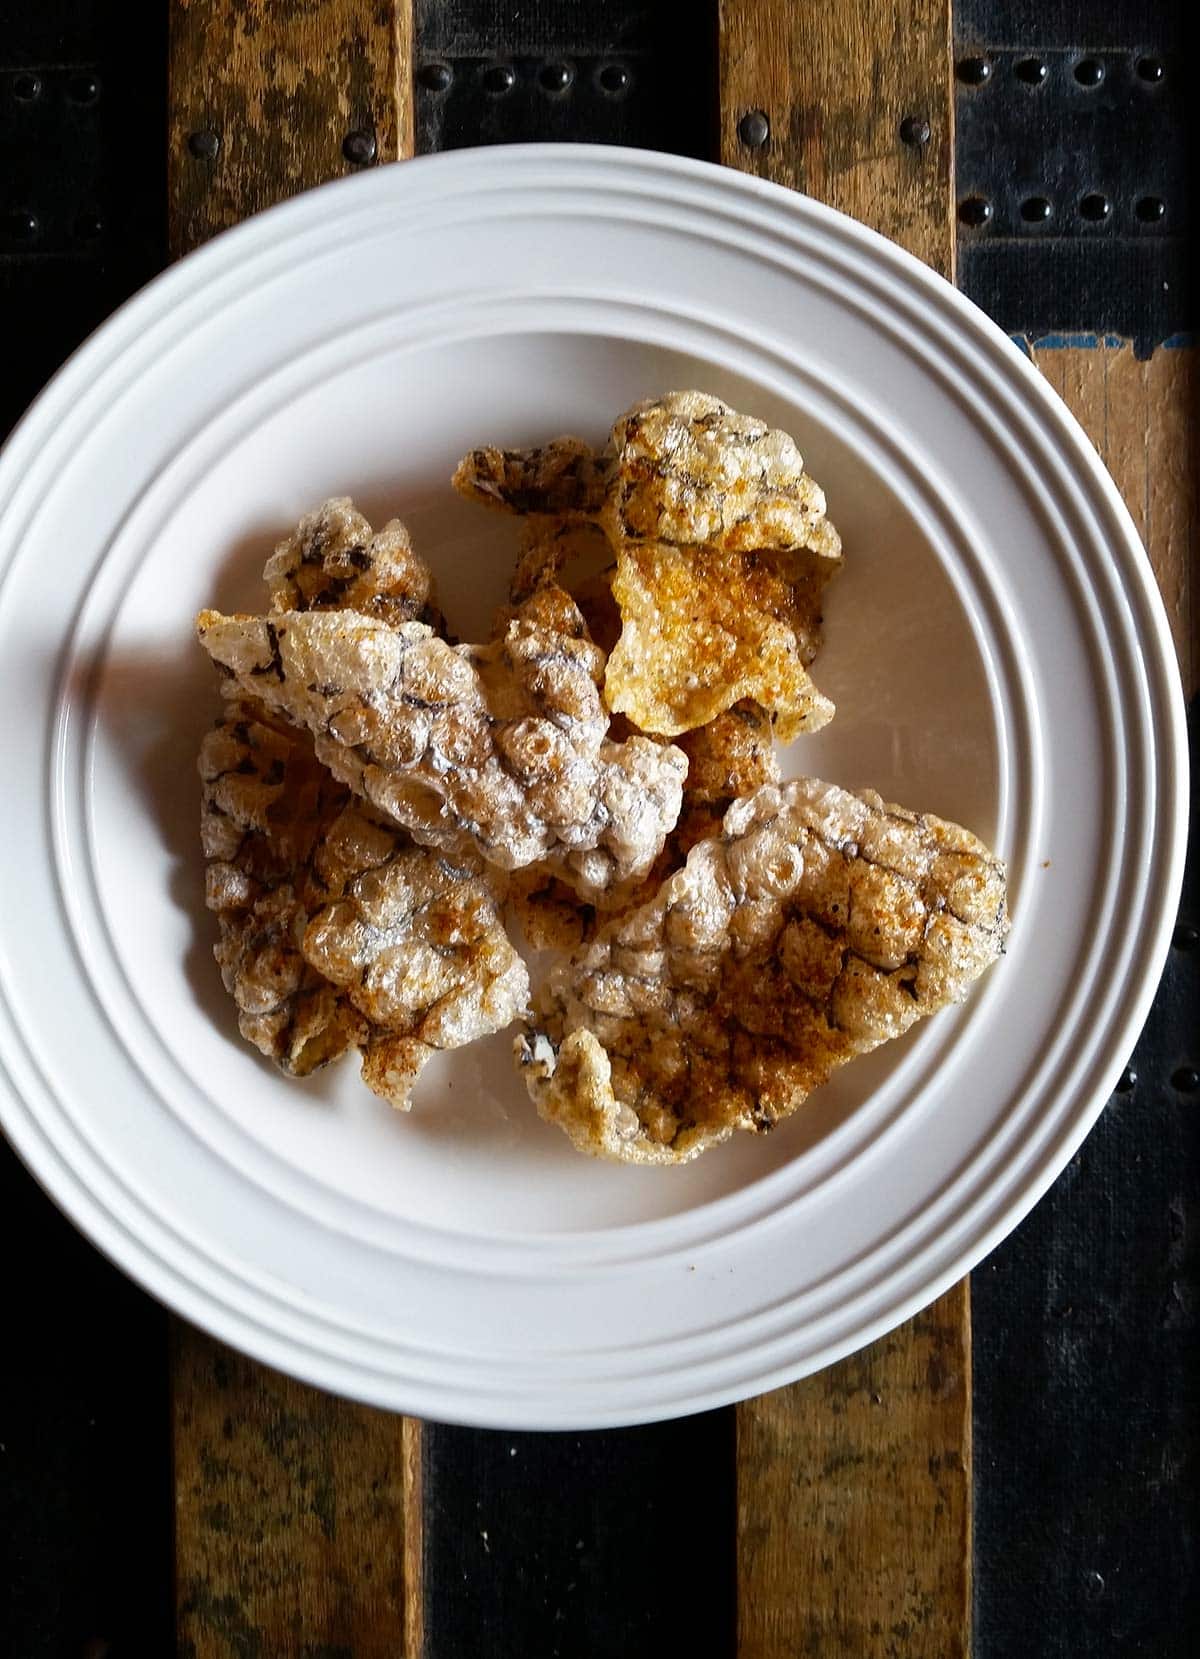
{"left": 506, "top": 700, "right": 780, "bottom": 947}
{"left": 516, "top": 778, "right": 1008, "bottom": 1165}
{"left": 303, "top": 806, "right": 530, "bottom": 1107}
{"left": 199, "top": 700, "right": 366, "bottom": 1077}
{"left": 196, "top": 586, "right": 687, "bottom": 900}
{"left": 263, "top": 496, "right": 443, "bottom": 630}
{"left": 673, "top": 699, "right": 780, "bottom": 804}
{"left": 605, "top": 539, "right": 836, "bottom": 739}
{"left": 200, "top": 704, "right": 527, "bottom": 1107}
{"left": 454, "top": 392, "right": 841, "bottom": 739}
{"left": 600, "top": 391, "right": 838, "bottom": 556}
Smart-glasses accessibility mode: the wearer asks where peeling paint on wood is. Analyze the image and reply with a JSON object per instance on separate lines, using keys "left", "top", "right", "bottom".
{"left": 168, "top": 0, "right": 413, "bottom": 255}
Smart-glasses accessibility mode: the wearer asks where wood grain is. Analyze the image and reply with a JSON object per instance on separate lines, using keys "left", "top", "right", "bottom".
{"left": 168, "top": 0, "right": 413, "bottom": 256}
{"left": 719, "top": 0, "right": 954, "bottom": 277}
{"left": 721, "top": 5, "right": 970, "bottom": 1656}
{"left": 169, "top": 6, "right": 421, "bottom": 1654}
{"left": 1030, "top": 343, "right": 1198, "bottom": 695}
{"left": 737, "top": 1292, "right": 971, "bottom": 1659}
{"left": 173, "top": 1328, "right": 422, "bottom": 1659}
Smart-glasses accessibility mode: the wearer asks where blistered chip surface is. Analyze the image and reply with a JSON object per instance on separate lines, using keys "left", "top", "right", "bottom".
{"left": 197, "top": 586, "right": 686, "bottom": 900}
{"left": 516, "top": 778, "right": 1008, "bottom": 1164}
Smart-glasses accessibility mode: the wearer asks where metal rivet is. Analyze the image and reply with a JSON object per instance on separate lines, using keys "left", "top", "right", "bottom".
{"left": 1075, "top": 58, "right": 1105, "bottom": 86}
{"left": 1080, "top": 193, "right": 1110, "bottom": 221}
{"left": 539, "top": 61, "right": 573, "bottom": 93}
{"left": 1020, "top": 195, "right": 1053, "bottom": 222}
{"left": 738, "top": 109, "right": 770, "bottom": 149}
{"left": 597, "top": 62, "right": 630, "bottom": 96}
{"left": 342, "top": 128, "right": 377, "bottom": 166}
{"left": 2, "top": 209, "right": 39, "bottom": 240}
{"left": 899, "top": 114, "right": 930, "bottom": 147}
{"left": 956, "top": 56, "right": 992, "bottom": 85}
{"left": 1173, "top": 922, "right": 1198, "bottom": 950}
{"left": 1136, "top": 195, "right": 1165, "bottom": 222}
{"left": 1015, "top": 57, "right": 1048, "bottom": 85}
{"left": 482, "top": 62, "right": 516, "bottom": 95}
{"left": 1114, "top": 1066, "right": 1137, "bottom": 1094}
{"left": 75, "top": 211, "right": 104, "bottom": 239}
{"left": 417, "top": 62, "right": 452, "bottom": 93}
{"left": 1136, "top": 56, "right": 1165, "bottom": 83}
{"left": 66, "top": 72, "right": 100, "bottom": 104}
{"left": 1172, "top": 1066, "right": 1199, "bottom": 1093}
{"left": 958, "top": 195, "right": 992, "bottom": 227}
{"left": 13, "top": 72, "right": 42, "bottom": 101}
{"left": 187, "top": 129, "right": 220, "bottom": 160}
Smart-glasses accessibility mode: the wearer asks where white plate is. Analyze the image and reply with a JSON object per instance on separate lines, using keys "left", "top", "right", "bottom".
{"left": 0, "top": 147, "right": 1186, "bottom": 1428}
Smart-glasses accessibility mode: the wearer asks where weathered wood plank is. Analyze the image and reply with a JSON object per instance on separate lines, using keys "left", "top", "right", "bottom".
{"left": 168, "top": 0, "right": 413, "bottom": 256}
{"left": 169, "top": 6, "right": 420, "bottom": 1653}
{"left": 719, "top": 0, "right": 954, "bottom": 278}
{"left": 173, "top": 1329, "right": 422, "bottom": 1659}
{"left": 721, "top": 5, "right": 969, "bottom": 1655}
{"left": 737, "top": 1292, "right": 971, "bottom": 1659}
{"left": 1030, "top": 342, "right": 1197, "bottom": 696}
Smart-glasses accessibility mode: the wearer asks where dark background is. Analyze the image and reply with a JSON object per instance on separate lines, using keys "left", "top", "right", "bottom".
{"left": 1, "top": 3, "right": 1196, "bottom": 1654}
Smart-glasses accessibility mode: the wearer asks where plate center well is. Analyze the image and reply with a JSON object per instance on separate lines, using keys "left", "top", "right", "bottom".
{"left": 86, "top": 330, "right": 1001, "bottom": 1237}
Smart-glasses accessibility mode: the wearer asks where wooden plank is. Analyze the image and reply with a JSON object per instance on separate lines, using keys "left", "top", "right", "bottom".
{"left": 737, "top": 1292, "right": 971, "bottom": 1659}
{"left": 1030, "top": 343, "right": 1197, "bottom": 696}
{"left": 174, "top": 1329, "right": 423, "bottom": 1659}
{"left": 168, "top": 6, "right": 421, "bottom": 1654}
{"left": 168, "top": 0, "right": 413, "bottom": 255}
{"left": 719, "top": 0, "right": 954, "bottom": 278}
{"left": 720, "top": 6, "right": 971, "bottom": 1656}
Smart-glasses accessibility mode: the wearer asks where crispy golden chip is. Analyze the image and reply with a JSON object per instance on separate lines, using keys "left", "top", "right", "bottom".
{"left": 200, "top": 504, "right": 527, "bottom": 1108}
{"left": 516, "top": 778, "right": 1008, "bottom": 1164}
{"left": 675, "top": 700, "right": 781, "bottom": 803}
{"left": 453, "top": 392, "right": 841, "bottom": 739}
{"left": 263, "top": 496, "right": 443, "bottom": 630}
{"left": 601, "top": 393, "right": 840, "bottom": 738}
{"left": 200, "top": 703, "right": 528, "bottom": 1108}
{"left": 196, "top": 586, "right": 687, "bottom": 900}
{"left": 600, "top": 391, "right": 837, "bottom": 555}
{"left": 605, "top": 539, "right": 835, "bottom": 740}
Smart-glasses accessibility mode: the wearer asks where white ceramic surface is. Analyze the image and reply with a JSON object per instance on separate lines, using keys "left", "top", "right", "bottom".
{"left": 0, "top": 147, "right": 1186, "bottom": 1427}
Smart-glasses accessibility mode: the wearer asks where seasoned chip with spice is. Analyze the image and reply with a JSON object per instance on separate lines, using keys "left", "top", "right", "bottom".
{"left": 196, "top": 586, "right": 687, "bottom": 901}
{"left": 506, "top": 700, "right": 780, "bottom": 947}
{"left": 516, "top": 778, "right": 1008, "bottom": 1164}
{"left": 200, "top": 703, "right": 528, "bottom": 1108}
